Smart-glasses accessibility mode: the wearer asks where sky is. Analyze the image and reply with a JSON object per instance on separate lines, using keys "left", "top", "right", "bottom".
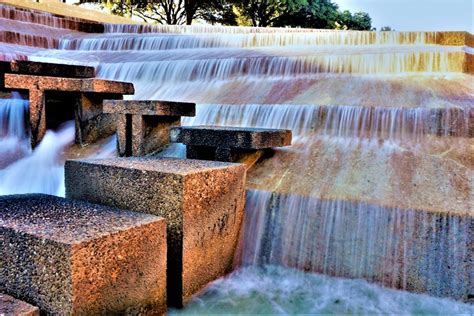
{"left": 335, "top": 0, "right": 473, "bottom": 32}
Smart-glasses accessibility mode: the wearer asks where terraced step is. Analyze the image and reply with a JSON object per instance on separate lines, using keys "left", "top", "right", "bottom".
{"left": 171, "top": 126, "right": 292, "bottom": 162}
{"left": 103, "top": 100, "right": 195, "bottom": 157}
{"left": 0, "top": 194, "right": 167, "bottom": 315}
{"left": 65, "top": 157, "right": 246, "bottom": 308}
{"left": 9, "top": 60, "right": 95, "bottom": 78}
{"left": 4, "top": 73, "right": 134, "bottom": 147}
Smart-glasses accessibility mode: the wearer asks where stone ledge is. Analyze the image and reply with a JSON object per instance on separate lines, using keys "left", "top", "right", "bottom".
{"left": 0, "top": 194, "right": 167, "bottom": 315}
{"left": 170, "top": 126, "right": 292, "bottom": 149}
{"left": 103, "top": 100, "right": 195, "bottom": 116}
{"left": 4, "top": 73, "right": 134, "bottom": 94}
{"left": 0, "top": 293, "right": 39, "bottom": 316}
{"left": 10, "top": 60, "right": 95, "bottom": 78}
{"left": 65, "top": 157, "right": 246, "bottom": 308}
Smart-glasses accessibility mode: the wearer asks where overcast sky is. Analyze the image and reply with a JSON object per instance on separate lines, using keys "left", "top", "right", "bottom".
{"left": 335, "top": 0, "right": 473, "bottom": 32}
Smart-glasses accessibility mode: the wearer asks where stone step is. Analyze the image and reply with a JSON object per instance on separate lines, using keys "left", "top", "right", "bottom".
{"left": 10, "top": 60, "right": 95, "bottom": 78}
{"left": 0, "top": 293, "right": 39, "bottom": 316}
{"left": 103, "top": 100, "right": 195, "bottom": 116}
{"left": 65, "top": 157, "right": 246, "bottom": 308}
{"left": 103, "top": 100, "right": 195, "bottom": 157}
{"left": 3, "top": 73, "right": 135, "bottom": 148}
{"left": 170, "top": 126, "right": 292, "bottom": 162}
{"left": 0, "top": 194, "right": 167, "bottom": 315}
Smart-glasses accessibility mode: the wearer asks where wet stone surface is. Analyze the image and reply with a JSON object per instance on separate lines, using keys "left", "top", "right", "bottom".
{"left": 10, "top": 60, "right": 95, "bottom": 78}
{"left": 3, "top": 73, "right": 134, "bottom": 148}
{"left": 103, "top": 100, "right": 195, "bottom": 116}
{"left": 170, "top": 126, "right": 292, "bottom": 162}
{"left": 0, "top": 293, "right": 39, "bottom": 316}
{"left": 0, "top": 194, "right": 167, "bottom": 315}
{"left": 103, "top": 100, "right": 196, "bottom": 157}
{"left": 65, "top": 157, "right": 246, "bottom": 308}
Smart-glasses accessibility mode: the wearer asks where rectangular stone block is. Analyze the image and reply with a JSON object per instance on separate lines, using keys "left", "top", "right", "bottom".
{"left": 116, "top": 114, "right": 180, "bottom": 156}
{"left": 103, "top": 100, "right": 195, "bottom": 157}
{"left": 0, "top": 194, "right": 167, "bottom": 315}
{"left": 10, "top": 60, "right": 95, "bottom": 78}
{"left": 170, "top": 126, "right": 292, "bottom": 150}
{"left": 103, "top": 100, "right": 195, "bottom": 116}
{"left": 3, "top": 74, "right": 134, "bottom": 147}
{"left": 4, "top": 74, "right": 134, "bottom": 94}
{"left": 0, "top": 293, "right": 39, "bottom": 316}
{"left": 65, "top": 158, "right": 246, "bottom": 308}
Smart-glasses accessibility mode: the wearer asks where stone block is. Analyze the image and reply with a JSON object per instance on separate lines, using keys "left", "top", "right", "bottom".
{"left": 10, "top": 60, "right": 96, "bottom": 78}
{"left": 3, "top": 74, "right": 134, "bottom": 147}
{"left": 65, "top": 158, "right": 246, "bottom": 308}
{"left": 0, "top": 293, "right": 39, "bottom": 316}
{"left": 0, "top": 194, "right": 167, "bottom": 315}
{"left": 103, "top": 100, "right": 195, "bottom": 116}
{"left": 103, "top": 100, "right": 196, "bottom": 157}
{"left": 170, "top": 126, "right": 292, "bottom": 162}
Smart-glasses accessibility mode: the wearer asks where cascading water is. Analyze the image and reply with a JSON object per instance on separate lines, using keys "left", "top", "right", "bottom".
{"left": 0, "top": 4, "right": 472, "bottom": 312}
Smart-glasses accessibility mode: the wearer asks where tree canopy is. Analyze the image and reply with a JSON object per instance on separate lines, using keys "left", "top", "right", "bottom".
{"left": 78, "top": 0, "right": 372, "bottom": 29}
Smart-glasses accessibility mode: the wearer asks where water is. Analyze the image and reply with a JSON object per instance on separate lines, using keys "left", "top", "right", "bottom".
{"left": 172, "top": 265, "right": 474, "bottom": 315}
{"left": 0, "top": 3, "right": 472, "bottom": 310}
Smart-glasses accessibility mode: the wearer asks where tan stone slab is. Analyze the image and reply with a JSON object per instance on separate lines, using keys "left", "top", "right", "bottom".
{"left": 3, "top": 74, "right": 133, "bottom": 148}
{"left": 65, "top": 158, "right": 246, "bottom": 308}
{"left": 0, "top": 294, "right": 39, "bottom": 316}
{"left": 4, "top": 73, "right": 134, "bottom": 94}
{"left": 0, "top": 0, "right": 137, "bottom": 25}
{"left": 103, "top": 100, "right": 195, "bottom": 116}
{"left": 0, "top": 194, "right": 167, "bottom": 315}
{"left": 10, "top": 60, "right": 95, "bottom": 78}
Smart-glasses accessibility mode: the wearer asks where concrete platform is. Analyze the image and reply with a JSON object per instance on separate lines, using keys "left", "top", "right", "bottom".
{"left": 4, "top": 73, "right": 134, "bottom": 147}
{"left": 103, "top": 100, "right": 195, "bottom": 116}
{"left": 10, "top": 60, "right": 95, "bottom": 78}
{"left": 0, "top": 293, "right": 39, "bottom": 316}
{"left": 103, "top": 100, "right": 195, "bottom": 156}
{"left": 0, "top": 194, "right": 167, "bottom": 315}
{"left": 170, "top": 126, "right": 292, "bottom": 162}
{"left": 65, "top": 158, "right": 246, "bottom": 308}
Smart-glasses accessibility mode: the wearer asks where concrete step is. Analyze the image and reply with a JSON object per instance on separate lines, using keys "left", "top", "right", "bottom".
{"left": 3, "top": 73, "right": 134, "bottom": 148}
{"left": 65, "top": 157, "right": 246, "bottom": 308}
{"left": 103, "top": 100, "right": 195, "bottom": 157}
{"left": 0, "top": 194, "right": 167, "bottom": 315}
{"left": 10, "top": 60, "right": 95, "bottom": 78}
{"left": 103, "top": 100, "right": 195, "bottom": 116}
{"left": 170, "top": 126, "right": 292, "bottom": 162}
{"left": 0, "top": 293, "right": 39, "bottom": 316}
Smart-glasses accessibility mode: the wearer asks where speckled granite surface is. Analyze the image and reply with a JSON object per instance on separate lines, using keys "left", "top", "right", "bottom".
{"left": 0, "top": 194, "right": 167, "bottom": 315}
{"left": 0, "top": 293, "right": 39, "bottom": 316}
{"left": 10, "top": 60, "right": 95, "bottom": 78}
{"left": 103, "top": 100, "right": 195, "bottom": 116}
{"left": 65, "top": 157, "right": 246, "bottom": 308}
{"left": 171, "top": 126, "right": 292, "bottom": 149}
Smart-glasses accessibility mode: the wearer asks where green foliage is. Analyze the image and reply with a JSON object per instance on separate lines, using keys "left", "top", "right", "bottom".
{"left": 380, "top": 26, "right": 394, "bottom": 31}
{"left": 79, "top": 0, "right": 373, "bottom": 30}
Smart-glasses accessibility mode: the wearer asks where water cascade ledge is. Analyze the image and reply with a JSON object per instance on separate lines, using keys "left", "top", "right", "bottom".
{"left": 64, "top": 158, "right": 246, "bottom": 308}
{"left": 0, "top": 194, "right": 167, "bottom": 314}
{"left": 238, "top": 190, "right": 473, "bottom": 302}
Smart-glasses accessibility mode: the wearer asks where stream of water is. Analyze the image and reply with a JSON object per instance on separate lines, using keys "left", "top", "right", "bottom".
{"left": 0, "top": 5, "right": 472, "bottom": 312}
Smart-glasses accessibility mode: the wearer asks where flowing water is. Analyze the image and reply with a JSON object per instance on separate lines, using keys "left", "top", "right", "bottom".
{"left": 0, "top": 4, "right": 473, "bottom": 312}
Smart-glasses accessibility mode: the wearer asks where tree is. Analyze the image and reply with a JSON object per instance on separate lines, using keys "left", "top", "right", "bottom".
{"left": 335, "top": 9, "right": 371, "bottom": 30}
{"left": 229, "top": 0, "right": 309, "bottom": 27}
{"left": 380, "top": 26, "right": 394, "bottom": 31}
{"left": 274, "top": 0, "right": 339, "bottom": 28}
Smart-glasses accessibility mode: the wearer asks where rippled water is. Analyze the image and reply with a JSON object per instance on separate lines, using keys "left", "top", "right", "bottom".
{"left": 171, "top": 265, "right": 474, "bottom": 315}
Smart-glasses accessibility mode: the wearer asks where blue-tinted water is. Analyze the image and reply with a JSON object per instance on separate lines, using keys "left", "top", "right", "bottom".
{"left": 171, "top": 265, "right": 473, "bottom": 315}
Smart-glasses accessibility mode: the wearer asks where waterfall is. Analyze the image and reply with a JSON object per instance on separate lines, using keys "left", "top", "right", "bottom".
{"left": 0, "top": 3, "right": 472, "bottom": 304}
{"left": 237, "top": 190, "right": 472, "bottom": 301}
